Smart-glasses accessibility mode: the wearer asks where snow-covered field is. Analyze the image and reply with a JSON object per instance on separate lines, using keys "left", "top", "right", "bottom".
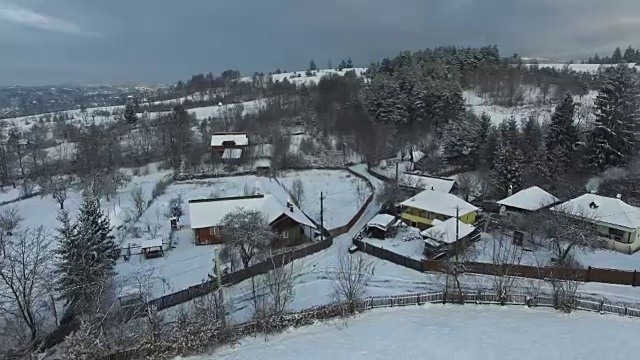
{"left": 182, "top": 305, "right": 640, "bottom": 360}
{"left": 463, "top": 90, "right": 597, "bottom": 126}
{"left": 525, "top": 62, "right": 640, "bottom": 73}
{"left": 274, "top": 170, "right": 372, "bottom": 229}
{"left": 241, "top": 68, "right": 368, "bottom": 86}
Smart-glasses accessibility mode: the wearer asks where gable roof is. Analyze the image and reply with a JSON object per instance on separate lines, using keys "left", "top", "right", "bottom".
{"left": 550, "top": 193, "right": 640, "bottom": 230}
{"left": 399, "top": 173, "right": 456, "bottom": 193}
{"left": 421, "top": 217, "right": 476, "bottom": 244}
{"left": 367, "top": 214, "right": 396, "bottom": 231}
{"left": 188, "top": 194, "right": 316, "bottom": 230}
{"left": 400, "top": 189, "right": 478, "bottom": 217}
{"left": 210, "top": 133, "right": 249, "bottom": 147}
{"left": 497, "top": 186, "right": 559, "bottom": 211}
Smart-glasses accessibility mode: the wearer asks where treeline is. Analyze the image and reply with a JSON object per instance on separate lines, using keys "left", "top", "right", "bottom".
{"left": 583, "top": 46, "right": 640, "bottom": 64}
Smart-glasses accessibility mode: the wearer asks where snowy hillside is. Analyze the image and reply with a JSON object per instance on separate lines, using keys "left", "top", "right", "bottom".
{"left": 464, "top": 90, "right": 598, "bottom": 125}
{"left": 525, "top": 62, "right": 640, "bottom": 73}
{"left": 182, "top": 305, "right": 640, "bottom": 360}
{"left": 241, "top": 68, "right": 368, "bottom": 86}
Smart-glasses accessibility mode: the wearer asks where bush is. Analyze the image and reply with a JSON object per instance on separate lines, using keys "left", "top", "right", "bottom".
{"left": 151, "top": 178, "right": 171, "bottom": 200}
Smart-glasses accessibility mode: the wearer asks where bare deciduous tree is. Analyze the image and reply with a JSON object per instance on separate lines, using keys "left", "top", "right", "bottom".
{"left": 351, "top": 178, "right": 369, "bottom": 207}
{"left": 0, "top": 207, "right": 22, "bottom": 258}
{"left": 456, "top": 172, "right": 478, "bottom": 202}
{"left": 219, "top": 209, "right": 274, "bottom": 269}
{"left": 39, "top": 174, "right": 74, "bottom": 210}
{"left": 253, "top": 251, "right": 297, "bottom": 319}
{"left": 330, "top": 250, "right": 374, "bottom": 313}
{"left": 528, "top": 208, "right": 603, "bottom": 266}
{"left": 288, "top": 177, "right": 305, "bottom": 207}
{"left": 376, "top": 182, "right": 404, "bottom": 215}
{"left": 484, "top": 233, "right": 524, "bottom": 303}
{"left": 546, "top": 266, "right": 582, "bottom": 313}
{"left": 0, "top": 227, "right": 52, "bottom": 343}
{"left": 129, "top": 185, "right": 147, "bottom": 219}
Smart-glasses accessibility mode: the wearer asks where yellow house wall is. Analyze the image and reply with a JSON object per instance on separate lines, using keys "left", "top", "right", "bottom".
{"left": 401, "top": 206, "right": 477, "bottom": 227}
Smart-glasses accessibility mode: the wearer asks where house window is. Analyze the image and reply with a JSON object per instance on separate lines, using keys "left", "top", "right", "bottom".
{"left": 210, "top": 227, "right": 220, "bottom": 236}
{"left": 282, "top": 230, "right": 289, "bottom": 239}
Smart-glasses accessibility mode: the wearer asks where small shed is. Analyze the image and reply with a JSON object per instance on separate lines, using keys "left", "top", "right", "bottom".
{"left": 366, "top": 214, "right": 397, "bottom": 239}
{"left": 421, "top": 218, "right": 476, "bottom": 255}
{"left": 118, "top": 286, "right": 144, "bottom": 309}
{"left": 140, "top": 238, "right": 164, "bottom": 259}
{"left": 170, "top": 216, "right": 179, "bottom": 230}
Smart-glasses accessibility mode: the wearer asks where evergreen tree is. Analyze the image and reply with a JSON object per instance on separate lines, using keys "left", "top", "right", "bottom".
{"left": 623, "top": 46, "right": 636, "bottom": 63}
{"left": 346, "top": 57, "right": 354, "bottom": 68}
{"left": 124, "top": 102, "right": 137, "bottom": 124}
{"left": 309, "top": 59, "right": 317, "bottom": 71}
{"left": 587, "top": 64, "right": 640, "bottom": 171}
{"left": 492, "top": 117, "right": 524, "bottom": 195}
{"left": 54, "top": 193, "right": 117, "bottom": 314}
{"left": 520, "top": 115, "right": 542, "bottom": 165}
{"left": 546, "top": 93, "right": 578, "bottom": 167}
{"left": 478, "top": 113, "right": 497, "bottom": 171}
{"left": 612, "top": 47, "right": 623, "bottom": 63}
{"left": 442, "top": 113, "right": 481, "bottom": 167}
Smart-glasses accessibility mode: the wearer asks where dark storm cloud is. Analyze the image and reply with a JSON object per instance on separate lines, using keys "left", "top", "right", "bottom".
{"left": 1, "top": 0, "right": 639, "bottom": 85}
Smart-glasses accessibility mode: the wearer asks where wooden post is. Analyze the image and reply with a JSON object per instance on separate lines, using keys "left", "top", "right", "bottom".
{"left": 633, "top": 270, "right": 637, "bottom": 287}
{"left": 587, "top": 266, "right": 591, "bottom": 282}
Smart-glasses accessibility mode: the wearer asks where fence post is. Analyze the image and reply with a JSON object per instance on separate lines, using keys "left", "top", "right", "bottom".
{"left": 633, "top": 270, "right": 637, "bottom": 287}
{"left": 587, "top": 266, "right": 591, "bottom": 282}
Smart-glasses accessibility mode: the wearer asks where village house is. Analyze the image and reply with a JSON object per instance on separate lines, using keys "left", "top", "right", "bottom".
{"left": 399, "top": 189, "right": 478, "bottom": 230}
{"left": 421, "top": 218, "right": 477, "bottom": 255}
{"left": 187, "top": 194, "right": 316, "bottom": 246}
{"left": 399, "top": 172, "right": 458, "bottom": 195}
{"left": 210, "top": 132, "right": 249, "bottom": 163}
{"left": 497, "top": 186, "right": 559, "bottom": 214}
{"left": 551, "top": 193, "right": 640, "bottom": 254}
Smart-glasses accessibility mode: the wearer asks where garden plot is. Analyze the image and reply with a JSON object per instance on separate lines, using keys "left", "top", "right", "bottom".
{"left": 184, "top": 305, "right": 640, "bottom": 360}
{"left": 273, "top": 170, "right": 372, "bottom": 230}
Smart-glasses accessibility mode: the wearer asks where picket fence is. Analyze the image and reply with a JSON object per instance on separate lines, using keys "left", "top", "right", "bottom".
{"left": 100, "top": 289, "right": 640, "bottom": 360}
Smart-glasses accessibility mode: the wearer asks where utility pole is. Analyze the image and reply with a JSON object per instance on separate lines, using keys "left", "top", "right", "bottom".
{"left": 395, "top": 162, "right": 399, "bottom": 183}
{"left": 455, "top": 206, "right": 460, "bottom": 262}
{"left": 320, "top": 192, "right": 325, "bottom": 239}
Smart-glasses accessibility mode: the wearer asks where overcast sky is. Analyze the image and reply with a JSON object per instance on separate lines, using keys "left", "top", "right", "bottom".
{"left": 1, "top": 0, "right": 639, "bottom": 86}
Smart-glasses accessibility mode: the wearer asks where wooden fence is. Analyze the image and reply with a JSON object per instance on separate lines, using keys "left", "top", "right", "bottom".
{"left": 353, "top": 239, "right": 640, "bottom": 287}
{"left": 100, "top": 288, "right": 640, "bottom": 360}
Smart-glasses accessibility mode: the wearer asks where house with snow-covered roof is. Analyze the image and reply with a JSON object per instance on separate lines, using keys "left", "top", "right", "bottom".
{"left": 210, "top": 132, "right": 249, "bottom": 163}
{"left": 188, "top": 194, "right": 316, "bottom": 246}
{"left": 399, "top": 172, "right": 458, "bottom": 195}
{"left": 399, "top": 189, "right": 478, "bottom": 230}
{"left": 497, "top": 186, "right": 559, "bottom": 214}
{"left": 551, "top": 193, "right": 640, "bottom": 253}
{"left": 421, "top": 218, "right": 477, "bottom": 254}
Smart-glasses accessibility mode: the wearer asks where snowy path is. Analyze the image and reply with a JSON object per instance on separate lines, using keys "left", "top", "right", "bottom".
{"left": 183, "top": 305, "right": 640, "bottom": 360}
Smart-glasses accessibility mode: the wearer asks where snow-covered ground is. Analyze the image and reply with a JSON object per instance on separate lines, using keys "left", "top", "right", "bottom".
{"left": 363, "top": 225, "right": 424, "bottom": 261}
{"left": 274, "top": 170, "right": 372, "bottom": 229}
{"left": 155, "top": 167, "right": 640, "bottom": 325}
{"left": 463, "top": 90, "right": 597, "bottom": 126}
{"left": 116, "top": 169, "right": 372, "bottom": 298}
{"left": 525, "top": 62, "right": 640, "bottom": 73}
{"left": 241, "top": 68, "right": 368, "bottom": 86}
{"left": 182, "top": 305, "right": 640, "bottom": 360}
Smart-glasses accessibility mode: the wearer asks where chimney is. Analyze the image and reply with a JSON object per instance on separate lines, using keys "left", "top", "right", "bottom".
{"left": 287, "top": 199, "right": 294, "bottom": 212}
{"left": 616, "top": 194, "right": 622, "bottom": 199}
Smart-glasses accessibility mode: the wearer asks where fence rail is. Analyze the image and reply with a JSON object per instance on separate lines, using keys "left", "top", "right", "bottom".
{"left": 101, "top": 288, "right": 640, "bottom": 360}
{"left": 353, "top": 239, "right": 640, "bottom": 287}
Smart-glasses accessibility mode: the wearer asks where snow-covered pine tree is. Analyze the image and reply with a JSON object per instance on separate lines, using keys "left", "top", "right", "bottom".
{"left": 587, "top": 64, "right": 640, "bottom": 171}
{"left": 443, "top": 113, "right": 481, "bottom": 167}
{"left": 124, "top": 102, "right": 138, "bottom": 124}
{"left": 520, "top": 115, "right": 542, "bottom": 165}
{"left": 477, "top": 113, "right": 497, "bottom": 171}
{"left": 309, "top": 59, "right": 317, "bottom": 71}
{"left": 492, "top": 117, "right": 524, "bottom": 195}
{"left": 546, "top": 93, "right": 578, "bottom": 168}
{"left": 612, "top": 47, "right": 623, "bottom": 64}
{"left": 55, "top": 193, "right": 117, "bottom": 315}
